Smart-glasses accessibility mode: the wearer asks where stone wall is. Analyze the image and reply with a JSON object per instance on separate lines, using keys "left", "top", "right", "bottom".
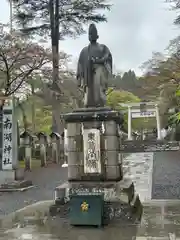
{"left": 122, "top": 153, "right": 154, "bottom": 202}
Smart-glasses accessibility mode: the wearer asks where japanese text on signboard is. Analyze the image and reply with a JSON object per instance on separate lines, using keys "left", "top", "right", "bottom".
{"left": 2, "top": 114, "right": 13, "bottom": 169}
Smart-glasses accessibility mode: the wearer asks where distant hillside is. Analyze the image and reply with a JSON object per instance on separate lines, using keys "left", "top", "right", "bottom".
{"left": 109, "top": 70, "right": 153, "bottom": 100}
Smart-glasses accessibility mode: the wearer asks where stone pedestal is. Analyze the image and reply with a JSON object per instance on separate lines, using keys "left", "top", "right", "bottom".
{"left": 52, "top": 179, "right": 142, "bottom": 224}
{"left": 64, "top": 107, "right": 123, "bottom": 182}
{"left": 50, "top": 107, "right": 142, "bottom": 225}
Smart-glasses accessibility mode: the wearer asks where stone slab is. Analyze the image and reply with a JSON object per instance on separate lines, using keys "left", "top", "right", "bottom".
{"left": 0, "top": 185, "right": 34, "bottom": 192}
{"left": 123, "top": 152, "right": 153, "bottom": 202}
{"left": 74, "top": 107, "right": 111, "bottom": 112}
{"left": 63, "top": 108, "right": 123, "bottom": 124}
{"left": 120, "top": 140, "right": 180, "bottom": 153}
{"left": 122, "top": 151, "right": 180, "bottom": 200}
{"left": 0, "top": 170, "right": 15, "bottom": 185}
{"left": 54, "top": 179, "right": 136, "bottom": 204}
{"left": 0, "top": 180, "right": 32, "bottom": 189}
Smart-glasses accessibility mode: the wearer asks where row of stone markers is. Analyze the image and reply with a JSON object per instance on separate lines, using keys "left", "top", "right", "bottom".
{"left": 0, "top": 98, "right": 65, "bottom": 172}
{"left": 19, "top": 131, "right": 65, "bottom": 170}
{"left": 0, "top": 97, "right": 66, "bottom": 188}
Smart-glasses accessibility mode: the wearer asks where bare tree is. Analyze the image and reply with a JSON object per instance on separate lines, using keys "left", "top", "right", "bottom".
{"left": 0, "top": 24, "right": 51, "bottom": 97}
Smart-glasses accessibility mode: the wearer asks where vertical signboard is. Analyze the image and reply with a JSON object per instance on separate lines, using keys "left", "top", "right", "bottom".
{"left": 2, "top": 108, "right": 13, "bottom": 170}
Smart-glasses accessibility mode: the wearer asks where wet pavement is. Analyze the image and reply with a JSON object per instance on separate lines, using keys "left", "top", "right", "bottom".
{"left": 0, "top": 152, "right": 180, "bottom": 239}
{"left": 1, "top": 201, "right": 180, "bottom": 240}
{"left": 0, "top": 164, "right": 67, "bottom": 217}
{"left": 0, "top": 151, "right": 177, "bottom": 218}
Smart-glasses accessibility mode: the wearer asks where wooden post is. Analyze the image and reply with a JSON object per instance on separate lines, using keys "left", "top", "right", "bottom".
{"left": 37, "top": 132, "right": 47, "bottom": 167}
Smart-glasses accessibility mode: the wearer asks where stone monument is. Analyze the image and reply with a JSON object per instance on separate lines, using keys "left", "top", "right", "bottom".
{"left": 51, "top": 24, "right": 142, "bottom": 226}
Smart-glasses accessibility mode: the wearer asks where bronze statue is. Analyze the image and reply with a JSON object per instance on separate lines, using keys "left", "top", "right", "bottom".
{"left": 76, "top": 24, "right": 112, "bottom": 108}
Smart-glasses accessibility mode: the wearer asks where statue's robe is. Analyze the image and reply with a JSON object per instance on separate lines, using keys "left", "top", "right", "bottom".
{"left": 77, "top": 43, "right": 112, "bottom": 107}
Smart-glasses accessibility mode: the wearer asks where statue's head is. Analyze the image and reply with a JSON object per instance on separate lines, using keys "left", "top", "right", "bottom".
{"left": 88, "top": 24, "right": 99, "bottom": 42}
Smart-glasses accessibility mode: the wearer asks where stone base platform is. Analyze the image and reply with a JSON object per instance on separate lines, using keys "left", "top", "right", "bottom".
{"left": 50, "top": 179, "right": 143, "bottom": 225}
{"left": 0, "top": 180, "right": 33, "bottom": 192}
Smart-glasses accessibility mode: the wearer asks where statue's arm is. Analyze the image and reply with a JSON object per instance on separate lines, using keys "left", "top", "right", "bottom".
{"left": 102, "top": 45, "right": 113, "bottom": 73}
{"left": 103, "top": 45, "right": 112, "bottom": 61}
{"left": 93, "top": 45, "right": 112, "bottom": 72}
{"left": 76, "top": 52, "right": 82, "bottom": 79}
{"left": 105, "top": 47, "right": 113, "bottom": 73}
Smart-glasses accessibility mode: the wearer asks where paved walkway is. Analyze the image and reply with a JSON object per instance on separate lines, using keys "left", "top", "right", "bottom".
{"left": 3, "top": 200, "right": 180, "bottom": 240}
{"left": 0, "top": 164, "right": 67, "bottom": 217}
{"left": 0, "top": 151, "right": 179, "bottom": 217}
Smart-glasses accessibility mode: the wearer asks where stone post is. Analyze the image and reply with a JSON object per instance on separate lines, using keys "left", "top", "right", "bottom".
{"left": 37, "top": 132, "right": 47, "bottom": 167}
{"left": 59, "top": 133, "right": 65, "bottom": 165}
{"left": 104, "top": 120, "right": 122, "bottom": 181}
{"left": 63, "top": 128, "right": 68, "bottom": 167}
{"left": 20, "top": 131, "right": 32, "bottom": 171}
{"left": 155, "top": 104, "right": 161, "bottom": 140}
{"left": 128, "top": 106, "right": 132, "bottom": 140}
{"left": 66, "top": 122, "right": 81, "bottom": 180}
{"left": 50, "top": 132, "right": 60, "bottom": 164}
{"left": 12, "top": 97, "right": 18, "bottom": 171}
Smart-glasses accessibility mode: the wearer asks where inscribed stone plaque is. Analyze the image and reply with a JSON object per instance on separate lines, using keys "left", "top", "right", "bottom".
{"left": 83, "top": 129, "right": 101, "bottom": 173}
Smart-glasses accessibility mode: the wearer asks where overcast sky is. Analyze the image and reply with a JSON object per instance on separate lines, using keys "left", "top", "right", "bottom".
{"left": 1, "top": 0, "right": 179, "bottom": 75}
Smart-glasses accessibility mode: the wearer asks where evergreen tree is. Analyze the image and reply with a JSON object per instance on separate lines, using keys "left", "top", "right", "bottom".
{"left": 12, "top": 0, "right": 111, "bottom": 132}
{"left": 12, "top": 0, "right": 111, "bottom": 39}
{"left": 166, "top": 0, "right": 180, "bottom": 26}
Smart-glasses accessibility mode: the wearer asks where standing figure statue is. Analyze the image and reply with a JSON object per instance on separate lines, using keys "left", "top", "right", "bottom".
{"left": 77, "top": 24, "right": 112, "bottom": 108}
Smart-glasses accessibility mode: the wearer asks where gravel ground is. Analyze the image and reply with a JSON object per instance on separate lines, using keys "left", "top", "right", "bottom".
{"left": 152, "top": 152, "right": 180, "bottom": 199}
{"left": 0, "top": 164, "right": 67, "bottom": 217}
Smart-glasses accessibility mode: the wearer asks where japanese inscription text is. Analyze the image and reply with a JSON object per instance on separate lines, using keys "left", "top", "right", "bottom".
{"left": 2, "top": 113, "right": 13, "bottom": 169}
